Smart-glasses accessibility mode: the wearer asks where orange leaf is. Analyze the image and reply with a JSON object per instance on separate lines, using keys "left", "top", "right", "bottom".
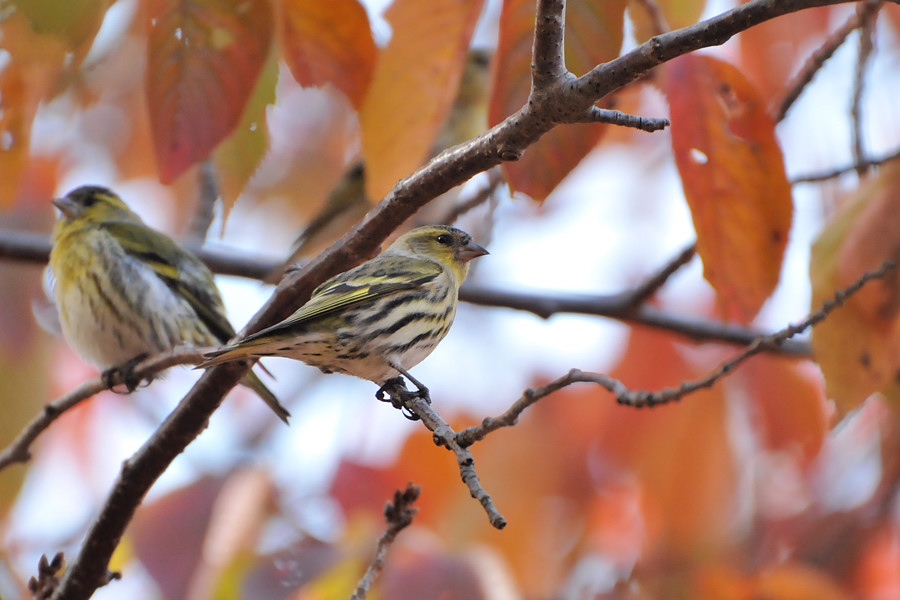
{"left": 753, "top": 563, "right": 852, "bottom": 600}
{"left": 596, "top": 327, "right": 739, "bottom": 558}
{"left": 733, "top": 356, "right": 828, "bottom": 463}
{"left": 279, "top": 0, "right": 376, "bottom": 109}
{"left": 145, "top": 0, "right": 273, "bottom": 183}
{"left": 491, "top": 0, "right": 627, "bottom": 201}
{"left": 664, "top": 54, "right": 792, "bottom": 323}
{"left": 0, "top": 13, "right": 69, "bottom": 208}
{"left": 810, "top": 160, "right": 900, "bottom": 413}
{"left": 360, "top": 0, "right": 484, "bottom": 200}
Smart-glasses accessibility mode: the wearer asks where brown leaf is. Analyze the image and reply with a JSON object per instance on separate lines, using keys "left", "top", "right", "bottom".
{"left": 664, "top": 54, "right": 792, "bottom": 323}
{"left": 145, "top": 0, "right": 273, "bottom": 182}
{"left": 280, "top": 0, "right": 376, "bottom": 109}
{"left": 360, "top": 0, "right": 484, "bottom": 200}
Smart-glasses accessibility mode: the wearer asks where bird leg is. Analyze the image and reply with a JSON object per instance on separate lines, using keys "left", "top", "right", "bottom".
{"left": 375, "top": 366, "right": 431, "bottom": 421}
{"left": 102, "top": 353, "right": 150, "bottom": 393}
{"left": 391, "top": 365, "right": 431, "bottom": 404}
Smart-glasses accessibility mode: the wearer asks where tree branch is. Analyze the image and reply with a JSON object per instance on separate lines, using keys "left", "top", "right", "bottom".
{"left": 379, "top": 388, "right": 507, "bottom": 530}
{"left": 791, "top": 145, "right": 900, "bottom": 183}
{"left": 459, "top": 287, "right": 812, "bottom": 356}
{"left": 851, "top": 1, "right": 881, "bottom": 176}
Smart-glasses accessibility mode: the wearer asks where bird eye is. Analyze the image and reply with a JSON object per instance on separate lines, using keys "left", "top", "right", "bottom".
{"left": 436, "top": 233, "right": 452, "bottom": 246}
{"left": 82, "top": 196, "right": 97, "bottom": 207}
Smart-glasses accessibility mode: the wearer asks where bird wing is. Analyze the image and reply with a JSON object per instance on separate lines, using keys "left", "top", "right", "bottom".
{"left": 104, "top": 221, "right": 236, "bottom": 342}
{"left": 247, "top": 256, "right": 443, "bottom": 339}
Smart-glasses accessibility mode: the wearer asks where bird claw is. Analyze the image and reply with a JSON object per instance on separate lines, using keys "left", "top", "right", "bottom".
{"left": 375, "top": 377, "right": 428, "bottom": 421}
{"left": 102, "top": 354, "right": 151, "bottom": 393}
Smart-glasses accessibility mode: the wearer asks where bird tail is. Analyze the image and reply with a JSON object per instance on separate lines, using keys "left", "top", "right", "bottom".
{"left": 199, "top": 347, "right": 290, "bottom": 424}
{"left": 240, "top": 370, "right": 291, "bottom": 425}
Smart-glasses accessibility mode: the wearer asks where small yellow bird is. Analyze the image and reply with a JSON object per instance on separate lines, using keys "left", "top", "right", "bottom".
{"left": 49, "top": 185, "right": 290, "bottom": 423}
{"left": 201, "top": 226, "right": 488, "bottom": 400}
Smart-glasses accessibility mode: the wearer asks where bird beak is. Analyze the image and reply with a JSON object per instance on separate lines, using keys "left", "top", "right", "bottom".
{"left": 457, "top": 240, "right": 489, "bottom": 263}
{"left": 52, "top": 196, "right": 78, "bottom": 218}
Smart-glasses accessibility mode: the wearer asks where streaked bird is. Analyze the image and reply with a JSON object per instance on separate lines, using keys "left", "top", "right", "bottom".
{"left": 49, "top": 185, "right": 290, "bottom": 423}
{"left": 201, "top": 226, "right": 488, "bottom": 399}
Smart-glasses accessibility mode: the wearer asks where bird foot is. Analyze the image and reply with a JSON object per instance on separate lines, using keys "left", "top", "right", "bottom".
{"left": 102, "top": 353, "right": 151, "bottom": 393}
{"left": 375, "top": 377, "right": 429, "bottom": 420}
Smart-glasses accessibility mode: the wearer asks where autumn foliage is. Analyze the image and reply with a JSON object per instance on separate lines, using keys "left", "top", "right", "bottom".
{"left": 3, "top": 0, "right": 900, "bottom": 599}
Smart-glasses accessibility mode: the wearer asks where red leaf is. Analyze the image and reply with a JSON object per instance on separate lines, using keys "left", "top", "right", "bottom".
{"left": 146, "top": 0, "right": 273, "bottom": 182}
{"left": 664, "top": 54, "right": 792, "bottom": 323}
{"left": 280, "top": 0, "right": 376, "bottom": 109}
{"left": 491, "top": 0, "right": 627, "bottom": 201}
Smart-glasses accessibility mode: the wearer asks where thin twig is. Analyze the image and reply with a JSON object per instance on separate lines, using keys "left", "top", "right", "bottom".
{"left": 620, "top": 242, "right": 696, "bottom": 308}
{"left": 774, "top": 6, "right": 868, "bottom": 122}
{"left": 383, "top": 390, "right": 506, "bottom": 529}
{"left": 791, "top": 146, "right": 900, "bottom": 183}
{"left": 579, "top": 107, "right": 670, "bottom": 132}
{"left": 350, "top": 484, "right": 420, "bottom": 600}
{"left": 0, "top": 348, "right": 206, "bottom": 472}
{"left": 457, "top": 259, "right": 896, "bottom": 446}
{"left": 852, "top": 1, "right": 881, "bottom": 176}
{"left": 632, "top": 0, "right": 670, "bottom": 36}
{"left": 432, "top": 169, "right": 503, "bottom": 226}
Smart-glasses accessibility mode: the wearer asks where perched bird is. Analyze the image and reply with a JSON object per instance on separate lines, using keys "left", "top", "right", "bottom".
{"left": 201, "top": 226, "right": 488, "bottom": 400}
{"left": 49, "top": 185, "right": 290, "bottom": 423}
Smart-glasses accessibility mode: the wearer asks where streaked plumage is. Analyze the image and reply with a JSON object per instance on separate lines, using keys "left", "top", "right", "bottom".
{"left": 201, "top": 226, "right": 488, "bottom": 394}
{"left": 49, "top": 185, "right": 290, "bottom": 423}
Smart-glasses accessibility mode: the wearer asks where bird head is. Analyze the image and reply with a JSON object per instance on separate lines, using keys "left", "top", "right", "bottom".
{"left": 391, "top": 225, "right": 488, "bottom": 281}
{"left": 52, "top": 185, "right": 141, "bottom": 226}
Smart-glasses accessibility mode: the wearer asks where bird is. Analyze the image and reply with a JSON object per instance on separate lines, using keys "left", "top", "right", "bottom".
{"left": 200, "top": 225, "right": 488, "bottom": 403}
{"left": 48, "top": 185, "right": 291, "bottom": 423}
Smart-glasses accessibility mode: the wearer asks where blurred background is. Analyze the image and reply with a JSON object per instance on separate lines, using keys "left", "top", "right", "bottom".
{"left": 2, "top": 0, "right": 900, "bottom": 598}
